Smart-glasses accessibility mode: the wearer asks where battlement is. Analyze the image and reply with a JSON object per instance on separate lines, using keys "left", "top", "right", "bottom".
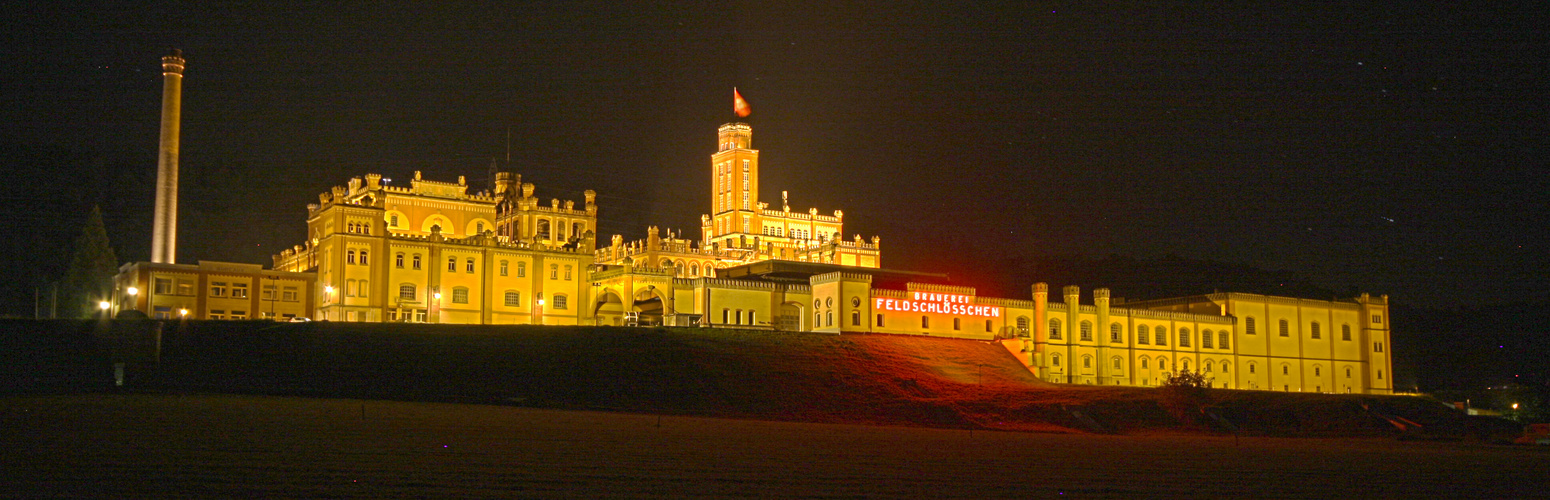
{"left": 906, "top": 282, "right": 976, "bottom": 297}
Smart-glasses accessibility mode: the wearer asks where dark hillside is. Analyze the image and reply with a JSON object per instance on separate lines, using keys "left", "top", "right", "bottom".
{"left": 0, "top": 320, "right": 1504, "bottom": 437}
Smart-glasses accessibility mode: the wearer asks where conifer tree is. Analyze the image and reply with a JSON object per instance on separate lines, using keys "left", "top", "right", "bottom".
{"left": 60, "top": 205, "right": 119, "bottom": 318}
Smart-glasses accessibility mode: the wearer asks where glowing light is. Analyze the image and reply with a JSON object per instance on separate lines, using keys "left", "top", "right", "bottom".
{"left": 325, "top": 285, "right": 334, "bottom": 293}
{"left": 434, "top": 292, "right": 442, "bottom": 299}
{"left": 874, "top": 292, "right": 1001, "bottom": 318}
{"left": 98, "top": 301, "right": 111, "bottom": 310}
{"left": 1513, "top": 403, "right": 1520, "bottom": 410}
{"left": 126, "top": 286, "right": 139, "bottom": 296}
{"left": 538, "top": 299, "right": 545, "bottom": 306}
{"left": 179, "top": 309, "right": 189, "bottom": 316}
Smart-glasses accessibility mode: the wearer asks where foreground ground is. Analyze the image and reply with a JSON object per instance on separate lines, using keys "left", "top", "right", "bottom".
{"left": 3, "top": 393, "right": 1545, "bottom": 498}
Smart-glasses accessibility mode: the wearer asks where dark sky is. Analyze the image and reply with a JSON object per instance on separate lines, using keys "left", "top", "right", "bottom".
{"left": 1, "top": 1, "right": 1546, "bottom": 312}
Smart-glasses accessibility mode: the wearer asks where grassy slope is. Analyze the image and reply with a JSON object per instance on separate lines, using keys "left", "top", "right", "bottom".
{"left": 1, "top": 320, "right": 1492, "bottom": 436}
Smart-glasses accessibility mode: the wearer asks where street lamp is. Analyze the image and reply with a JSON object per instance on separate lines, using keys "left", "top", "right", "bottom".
{"left": 179, "top": 308, "right": 189, "bottom": 318}
{"left": 98, "top": 300, "right": 111, "bottom": 318}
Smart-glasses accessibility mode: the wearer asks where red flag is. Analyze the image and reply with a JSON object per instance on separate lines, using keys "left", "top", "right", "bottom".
{"left": 733, "top": 87, "right": 751, "bottom": 117}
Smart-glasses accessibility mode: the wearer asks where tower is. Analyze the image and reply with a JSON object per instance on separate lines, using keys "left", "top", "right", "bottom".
{"left": 708, "top": 123, "right": 759, "bottom": 245}
{"left": 150, "top": 49, "right": 185, "bottom": 264}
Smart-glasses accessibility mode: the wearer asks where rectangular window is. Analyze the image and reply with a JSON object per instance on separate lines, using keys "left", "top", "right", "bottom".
{"left": 922, "top": 316, "right": 929, "bottom": 329}
{"left": 359, "top": 250, "right": 368, "bottom": 266}
{"left": 504, "top": 291, "right": 520, "bottom": 307}
{"left": 852, "top": 311, "right": 860, "bottom": 326}
{"left": 1342, "top": 324, "right": 1352, "bottom": 341}
{"left": 554, "top": 295, "right": 567, "bottom": 310}
{"left": 210, "top": 309, "right": 225, "bottom": 320}
{"left": 154, "top": 278, "right": 172, "bottom": 294}
{"left": 231, "top": 310, "right": 247, "bottom": 320}
{"left": 390, "top": 214, "right": 399, "bottom": 227}
{"left": 452, "top": 288, "right": 468, "bottom": 304}
{"left": 1246, "top": 317, "right": 1256, "bottom": 335}
{"left": 1311, "top": 323, "right": 1321, "bottom": 339}
{"left": 986, "top": 319, "right": 993, "bottom": 332}
{"left": 262, "top": 285, "right": 276, "bottom": 300}
{"left": 398, "top": 285, "right": 414, "bottom": 300}
{"left": 953, "top": 318, "right": 961, "bottom": 330}
{"left": 152, "top": 306, "right": 171, "bottom": 319}
{"left": 1372, "top": 314, "right": 1382, "bottom": 324}
{"left": 396, "top": 253, "right": 404, "bottom": 268}
{"left": 500, "top": 261, "right": 508, "bottom": 276}
{"left": 564, "top": 265, "right": 572, "bottom": 280}
{"left": 735, "top": 310, "right": 743, "bottom": 325}
{"left": 550, "top": 264, "right": 558, "bottom": 279}
{"left": 232, "top": 283, "right": 249, "bottom": 299}
{"left": 210, "top": 282, "right": 226, "bottom": 297}
{"left": 357, "top": 280, "right": 367, "bottom": 298}
{"left": 413, "top": 254, "right": 422, "bottom": 270}
{"left": 876, "top": 314, "right": 884, "bottom": 327}
{"left": 517, "top": 262, "right": 526, "bottom": 277}
{"left": 1279, "top": 319, "right": 1289, "bottom": 337}
{"left": 178, "top": 280, "right": 194, "bottom": 295}
{"left": 282, "top": 287, "right": 298, "bottom": 301}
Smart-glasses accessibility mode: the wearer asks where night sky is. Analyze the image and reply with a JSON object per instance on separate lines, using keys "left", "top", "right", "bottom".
{"left": 2, "top": 1, "right": 1546, "bottom": 314}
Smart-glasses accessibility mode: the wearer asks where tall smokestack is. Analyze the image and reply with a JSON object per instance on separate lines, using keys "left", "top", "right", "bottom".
{"left": 151, "top": 49, "right": 185, "bottom": 264}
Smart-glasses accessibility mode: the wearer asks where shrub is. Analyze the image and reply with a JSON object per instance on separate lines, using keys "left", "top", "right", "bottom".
{"left": 1159, "top": 370, "right": 1212, "bottom": 427}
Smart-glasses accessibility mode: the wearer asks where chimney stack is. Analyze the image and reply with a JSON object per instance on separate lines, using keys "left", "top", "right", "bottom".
{"left": 151, "top": 49, "right": 185, "bottom": 264}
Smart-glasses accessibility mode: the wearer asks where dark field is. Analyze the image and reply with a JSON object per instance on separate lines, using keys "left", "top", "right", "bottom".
{"left": 4, "top": 393, "right": 1547, "bottom": 498}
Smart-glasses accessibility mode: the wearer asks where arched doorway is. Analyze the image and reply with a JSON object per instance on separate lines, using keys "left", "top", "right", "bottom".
{"left": 593, "top": 290, "right": 626, "bottom": 326}
{"left": 777, "top": 301, "right": 804, "bottom": 331}
{"left": 632, "top": 287, "right": 667, "bottom": 326}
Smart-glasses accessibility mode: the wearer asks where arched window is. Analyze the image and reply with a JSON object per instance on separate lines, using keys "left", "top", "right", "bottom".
{"left": 1202, "top": 330, "right": 1214, "bottom": 349}
{"left": 550, "top": 264, "right": 558, "bottom": 279}
{"left": 1112, "top": 357, "right": 1122, "bottom": 369}
{"left": 1052, "top": 353, "right": 1061, "bottom": 367}
{"left": 500, "top": 260, "right": 509, "bottom": 276}
{"left": 430, "top": 223, "right": 442, "bottom": 234}
{"left": 451, "top": 287, "right": 469, "bottom": 304}
{"left": 1345, "top": 367, "right": 1352, "bottom": 378}
{"left": 1181, "top": 359, "right": 1190, "bottom": 372}
{"left": 1140, "top": 358, "right": 1148, "bottom": 369}
{"left": 447, "top": 257, "right": 457, "bottom": 272}
{"left": 1079, "top": 321, "right": 1092, "bottom": 341}
{"left": 1249, "top": 363, "right": 1256, "bottom": 374}
{"left": 347, "top": 249, "right": 356, "bottom": 264}
{"left": 1245, "top": 317, "right": 1256, "bottom": 335}
{"left": 690, "top": 263, "right": 700, "bottom": 277}
{"left": 1219, "top": 331, "right": 1230, "bottom": 349}
{"left": 1082, "top": 355, "right": 1091, "bottom": 369}
{"left": 1342, "top": 324, "right": 1352, "bottom": 341}
{"left": 1314, "top": 366, "right": 1321, "bottom": 376}
{"left": 1311, "top": 322, "right": 1321, "bottom": 339}
{"left": 412, "top": 254, "right": 422, "bottom": 269}
{"left": 516, "top": 261, "right": 526, "bottom": 277}
{"left": 466, "top": 258, "right": 475, "bottom": 273}
{"left": 398, "top": 284, "right": 415, "bottom": 300}
{"left": 536, "top": 219, "right": 550, "bottom": 239}
{"left": 1179, "top": 328, "right": 1191, "bottom": 347}
{"left": 360, "top": 250, "right": 369, "bottom": 266}
{"left": 1137, "top": 325, "right": 1150, "bottom": 344}
{"left": 1282, "top": 365, "right": 1290, "bottom": 375}
{"left": 396, "top": 253, "right": 405, "bottom": 268}
{"left": 1110, "top": 323, "right": 1122, "bottom": 342}
{"left": 1203, "top": 361, "right": 1213, "bottom": 373}
{"left": 1155, "top": 326, "right": 1167, "bottom": 346}
{"left": 1048, "top": 318, "right": 1062, "bottom": 340}
{"left": 553, "top": 294, "right": 568, "bottom": 310}
{"left": 1279, "top": 319, "right": 1289, "bottom": 337}
{"left": 826, "top": 311, "right": 833, "bottom": 326}
{"left": 1158, "top": 358, "right": 1169, "bottom": 371}
{"left": 504, "top": 291, "right": 520, "bottom": 307}
{"left": 1016, "top": 316, "right": 1029, "bottom": 332}
{"left": 564, "top": 265, "right": 572, "bottom": 280}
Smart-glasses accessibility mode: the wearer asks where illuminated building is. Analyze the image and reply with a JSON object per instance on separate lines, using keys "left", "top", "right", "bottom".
{"left": 110, "top": 88, "right": 1394, "bottom": 393}
{"left": 271, "top": 171, "right": 598, "bottom": 324}
{"left": 112, "top": 261, "right": 315, "bottom": 320}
